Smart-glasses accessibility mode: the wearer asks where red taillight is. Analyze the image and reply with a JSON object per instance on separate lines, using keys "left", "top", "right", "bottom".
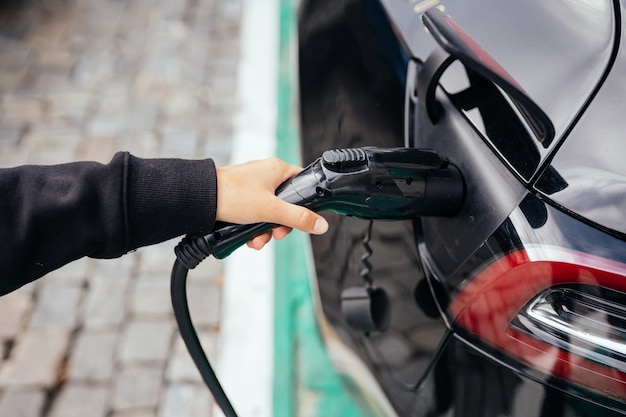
{"left": 449, "top": 247, "right": 626, "bottom": 399}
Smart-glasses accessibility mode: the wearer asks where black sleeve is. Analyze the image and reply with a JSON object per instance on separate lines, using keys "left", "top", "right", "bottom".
{"left": 0, "top": 152, "right": 218, "bottom": 295}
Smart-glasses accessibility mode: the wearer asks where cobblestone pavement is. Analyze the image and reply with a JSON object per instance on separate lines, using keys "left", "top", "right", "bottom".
{"left": 0, "top": 0, "right": 242, "bottom": 415}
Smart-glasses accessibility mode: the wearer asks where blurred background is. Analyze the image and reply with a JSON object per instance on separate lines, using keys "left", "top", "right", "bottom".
{"left": 0, "top": 0, "right": 242, "bottom": 415}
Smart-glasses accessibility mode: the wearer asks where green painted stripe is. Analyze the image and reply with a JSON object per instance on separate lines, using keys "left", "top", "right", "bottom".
{"left": 274, "top": 0, "right": 366, "bottom": 416}
{"left": 273, "top": 2, "right": 298, "bottom": 415}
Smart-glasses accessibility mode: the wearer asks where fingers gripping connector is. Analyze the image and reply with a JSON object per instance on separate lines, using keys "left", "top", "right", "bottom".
{"left": 175, "top": 235, "right": 213, "bottom": 269}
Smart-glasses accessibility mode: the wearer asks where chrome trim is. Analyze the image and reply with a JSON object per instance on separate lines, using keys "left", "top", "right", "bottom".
{"left": 513, "top": 288, "right": 626, "bottom": 373}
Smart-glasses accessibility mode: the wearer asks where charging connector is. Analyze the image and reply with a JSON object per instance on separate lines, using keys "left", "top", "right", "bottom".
{"left": 170, "top": 146, "right": 465, "bottom": 417}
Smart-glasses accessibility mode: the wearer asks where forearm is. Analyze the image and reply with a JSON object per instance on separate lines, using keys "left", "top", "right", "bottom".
{"left": 0, "top": 152, "right": 217, "bottom": 295}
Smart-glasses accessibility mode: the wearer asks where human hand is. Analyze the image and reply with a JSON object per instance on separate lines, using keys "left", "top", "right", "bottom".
{"left": 216, "top": 158, "right": 329, "bottom": 250}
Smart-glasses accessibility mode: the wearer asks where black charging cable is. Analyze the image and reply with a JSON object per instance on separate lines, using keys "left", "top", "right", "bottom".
{"left": 168, "top": 146, "right": 465, "bottom": 417}
{"left": 170, "top": 235, "right": 239, "bottom": 417}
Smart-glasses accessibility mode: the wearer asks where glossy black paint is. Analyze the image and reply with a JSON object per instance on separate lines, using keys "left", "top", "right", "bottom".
{"left": 418, "top": 197, "right": 626, "bottom": 415}
{"left": 419, "top": 8, "right": 555, "bottom": 147}
{"left": 536, "top": 2, "right": 626, "bottom": 237}
{"left": 379, "top": 0, "right": 616, "bottom": 161}
{"left": 414, "top": 335, "right": 626, "bottom": 417}
{"left": 413, "top": 75, "right": 526, "bottom": 276}
{"left": 298, "top": 0, "right": 626, "bottom": 416}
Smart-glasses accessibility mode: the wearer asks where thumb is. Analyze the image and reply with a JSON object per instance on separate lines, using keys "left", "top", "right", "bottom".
{"left": 270, "top": 199, "right": 329, "bottom": 235}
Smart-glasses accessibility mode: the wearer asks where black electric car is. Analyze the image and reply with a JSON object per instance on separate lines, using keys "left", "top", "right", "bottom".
{"left": 297, "top": 1, "right": 626, "bottom": 416}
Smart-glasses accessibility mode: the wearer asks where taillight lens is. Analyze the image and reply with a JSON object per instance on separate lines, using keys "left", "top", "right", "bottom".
{"left": 513, "top": 287, "right": 626, "bottom": 372}
{"left": 449, "top": 247, "right": 626, "bottom": 399}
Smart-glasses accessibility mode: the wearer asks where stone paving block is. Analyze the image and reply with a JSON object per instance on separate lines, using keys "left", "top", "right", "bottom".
{"left": 1, "top": 94, "right": 44, "bottom": 120}
{"left": 132, "top": 72, "right": 175, "bottom": 101}
{"left": 137, "top": 240, "right": 178, "bottom": 274}
{"left": 67, "top": 330, "right": 117, "bottom": 382}
{"left": 42, "top": 257, "right": 90, "bottom": 285}
{"left": 163, "top": 115, "right": 202, "bottom": 132}
{"left": 194, "top": 0, "right": 217, "bottom": 14}
{"left": 112, "top": 366, "right": 163, "bottom": 411}
{"left": 36, "top": 74, "right": 77, "bottom": 95}
{"left": 218, "top": 1, "right": 243, "bottom": 20}
{"left": 72, "top": 53, "right": 115, "bottom": 86}
{"left": 119, "top": 2, "right": 152, "bottom": 28}
{"left": 85, "top": 113, "right": 127, "bottom": 137}
{"left": 111, "top": 29, "right": 145, "bottom": 59}
{"left": 27, "top": 9, "right": 76, "bottom": 47}
{"left": 179, "top": 61, "right": 206, "bottom": 87}
{"left": 0, "top": 38, "right": 33, "bottom": 71}
{"left": 118, "top": 319, "right": 174, "bottom": 364}
{"left": 141, "top": 55, "right": 183, "bottom": 81}
{"left": 166, "top": 331, "right": 218, "bottom": 383}
{"left": 0, "top": 290, "right": 32, "bottom": 340}
{"left": 163, "top": 92, "right": 198, "bottom": 118}
{"left": 82, "top": 279, "right": 128, "bottom": 329}
{"left": 22, "top": 126, "right": 82, "bottom": 155}
{"left": 0, "top": 148, "right": 29, "bottom": 168}
{"left": 36, "top": 50, "right": 76, "bottom": 73}
{"left": 157, "top": 0, "right": 187, "bottom": 20}
{"left": 8, "top": 74, "right": 42, "bottom": 96}
{"left": 0, "top": 73, "right": 27, "bottom": 94}
{"left": 78, "top": 135, "right": 119, "bottom": 163}
{"left": 148, "top": 32, "right": 187, "bottom": 59}
{"left": 46, "top": 91, "right": 91, "bottom": 121}
{"left": 49, "top": 384, "right": 108, "bottom": 417}
{"left": 204, "top": 111, "right": 234, "bottom": 140}
{"left": 162, "top": 94, "right": 200, "bottom": 130}
{"left": 161, "top": 129, "right": 198, "bottom": 157}
{"left": 15, "top": 280, "right": 37, "bottom": 296}
{"left": 0, "top": 330, "right": 70, "bottom": 387}
{"left": 0, "top": 125, "right": 25, "bottom": 146}
{"left": 190, "top": 256, "right": 224, "bottom": 285}
{"left": 186, "top": 281, "right": 222, "bottom": 328}
{"left": 27, "top": 148, "right": 77, "bottom": 165}
{"left": 94, "top": 84, "right": 131, "bottom": 113}
{"left": 204, "top": 137, "right": 232, "bottom": 167}
{"left": 206, "top": 71, "right": 237, "bottom": 98}
{"left": 195, "top": 86, "right": 213, "bottom": 110}
{"left": 158, "top": 383, "right": 212, "bottom": 417}
{"left": 131, "top": 274, "right": 172, "bottom": 317}
{"left": 0, "top": 388, "right": 46, "bottom": 417}
{"left": 29, "top": 284, "right": 82, "bottom": 329}
{"left": 119, "top": 130, "right": 161, "bottom": 159}
{"left": 89, "top": 256, "right": 135, "bottom": 283}
{"left": 111, "top": 411, "right": 157, "bottom": 417}
{"left": 127, "top": 102, "right": 160, "bottom": 130}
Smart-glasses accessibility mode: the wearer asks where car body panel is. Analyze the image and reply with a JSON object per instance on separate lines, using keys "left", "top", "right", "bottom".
{"left": 297, "top": 0, "right": 626, "bottom": 415}
{"left": 379, "top": 0, "right": 618, "bottom": 181}
{"left": 380, "top": 0, "right": 618, "bottom": 131}
{"left": 536, "top": 17, "right": 626, "bottom": 236}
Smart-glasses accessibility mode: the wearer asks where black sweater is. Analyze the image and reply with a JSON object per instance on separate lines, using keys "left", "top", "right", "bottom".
{"left": 0, "top": 152, "right": 218, "bottom": 295}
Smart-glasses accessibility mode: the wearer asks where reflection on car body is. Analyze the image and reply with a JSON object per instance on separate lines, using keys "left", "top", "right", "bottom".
{"left": 298, "top": 0, "right": 626, "bottom": 415}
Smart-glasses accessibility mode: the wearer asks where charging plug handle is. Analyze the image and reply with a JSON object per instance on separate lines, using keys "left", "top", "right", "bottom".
{"left": 193, "top": 147, "right": 464, "bottom": 260}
